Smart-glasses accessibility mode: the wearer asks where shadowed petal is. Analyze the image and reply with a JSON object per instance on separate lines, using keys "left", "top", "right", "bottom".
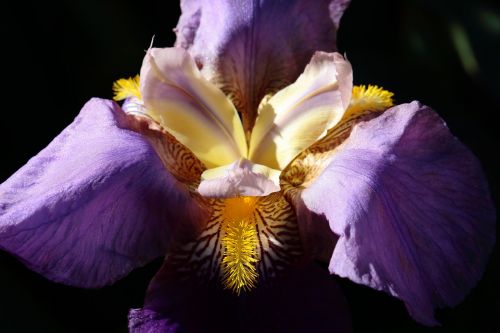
{"left": 130, "top": 263, "right": 237, "bottom": 333}
{"left": 244, "top": 262, "right": 352, "bottom": 333}
{"left": 128, "top": 308, "right": 180, "bottom": 333}
{"left": 129, "top": 261, "right": 351, "bottom": 333}
{"left": 0, "top": 98, "right": 206, "bottom": 288}
{"left": 175, "top": 0, "right": 352, "bottom": 132}
{"left": 294, "top": 198, "right": 338, "bottom": 263}
{"left": 302, "top": 102, "right": 496, "bottom": 325}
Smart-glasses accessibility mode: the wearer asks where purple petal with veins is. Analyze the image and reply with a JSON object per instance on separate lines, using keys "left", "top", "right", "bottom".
{"left": 302, "top": 102, "right": 496, "bottom": 325}
{"left": 175, "top": 0, "right": 352, "bottom": 130}
{"left": 0, "top": 98, "right": 205, "bottom": 288}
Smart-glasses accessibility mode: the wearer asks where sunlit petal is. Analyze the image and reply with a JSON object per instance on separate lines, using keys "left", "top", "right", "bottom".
{"left": 302, "top": 102, "right": 496, "bottom": 325}
{"left": 249, "top": 52, "right": 352, "bottom": 170}
{"left": 0, "top": 99, "right": 206, "bottom": 288}
{"left": 175, "top": 0, "right": 352, "bottom": 133}
{"left": 140, "top": 47, "right": 248, "bottom": 168}
{"left": 281, "top": 85, "right": 394, "bottom": 195}
{"left": 122, "top": 113, "right": 206, "bottom": 189}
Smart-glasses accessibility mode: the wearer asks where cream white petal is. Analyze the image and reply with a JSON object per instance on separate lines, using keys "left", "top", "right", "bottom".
{"left": 248, "top": 52, "right": 352, "bottom": 170}
{"left": 140, "top": 47, "right": 247, "bottom": 168}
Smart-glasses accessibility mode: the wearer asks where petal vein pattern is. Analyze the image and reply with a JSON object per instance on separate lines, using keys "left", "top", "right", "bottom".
{"left": 0, "top": 99, "right": 205, "bottom": 288}
{"left": 140, "top": 47, "right": 247, "bottom": 168}
{"left": 281, "top": 85, "right": 394, "bottom": 198}
{"left": 175, "top": 0, "right": 352, "bottom": 133}
{"left": 302, "top": 102, "right": 495, "bottom": 325}
{"left": 166, "top": 193, "right": 302, "bottom": 293}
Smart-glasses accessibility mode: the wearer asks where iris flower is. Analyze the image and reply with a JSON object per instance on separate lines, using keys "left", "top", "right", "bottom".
{"left": 0, "top": 0, "right": 495, "bottom": 332}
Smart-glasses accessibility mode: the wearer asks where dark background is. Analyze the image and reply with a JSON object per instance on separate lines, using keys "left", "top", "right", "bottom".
{"left": 1, "top": 0, "right": 498, "bottom": 332}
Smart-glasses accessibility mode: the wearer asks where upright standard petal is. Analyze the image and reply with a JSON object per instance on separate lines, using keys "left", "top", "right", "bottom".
{"left": 302, "top": 102, "right": 496, "bottom": 325}
{"left": 249, "top": 52, "right": 352, "bottom": 170}
{"left": 175, "top": 0, "right": 352, "bottom": 132}
{"left": 140, "top": 47, "right": 247, "bottom": 168}
{"left": 0, "top": 99, "right": 205, "bottom": 288}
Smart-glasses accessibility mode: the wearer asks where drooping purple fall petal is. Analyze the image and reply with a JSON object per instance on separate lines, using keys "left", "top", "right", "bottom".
{"left": 175, "top": 0, "right": 352, "bottom": 131}
{"left": 0, "top": 98, "right": 205, "bottom": 288}
{"left": 243, "top": 262, "right": 352, "bottom": 333}
{"left": 129, "top": 261, "right": 352, "bottom": 333}
{"left": 301, "top": 102, "right": 496, "bottom": 325}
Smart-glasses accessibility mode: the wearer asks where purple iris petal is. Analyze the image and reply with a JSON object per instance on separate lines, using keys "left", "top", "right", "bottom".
{"left": 243, "top": 263, "right": 352, "bottom": 333}
{"left": 0, "top": 98, "right": 204, "bottom": 288}
{"left": 130, "top": 261, "right": 352, "bottom": 333}
{"left": 129, "top": 309, "right": 180, "bottom": 333}
{"left": 129, "top": 261, "right": 237, "bottom": 333}
{"left": 302, "top": 102, "right": 496, "bottom": 325}
{"left": 175, "top": 0, "right": 351, "bottom": 129}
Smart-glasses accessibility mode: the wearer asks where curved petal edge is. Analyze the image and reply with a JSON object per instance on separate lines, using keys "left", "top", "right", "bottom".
{"left": 175, "top": 0, "right": 352, "bottom": 132}
{"left": 302, "top": 101, "right": 496, "bottom": 325}
{"left": 131, "top": 260, "right": 352, "bottom": 333}
{"left": 0, "top": 98, "right": 205, "bottom": 288}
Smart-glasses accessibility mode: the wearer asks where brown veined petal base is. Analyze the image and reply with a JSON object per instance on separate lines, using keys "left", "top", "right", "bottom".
{"left": 279, "top": 85, "right": 394, "bottom": 261}
{"left": 123, "top": 113, "right": 206, "bottom": 190}
{"left": 281, "top": 85, "right": 394, "bottom": 200}
{"left": 165, "top": 192, "right": 303, "bottom": 294}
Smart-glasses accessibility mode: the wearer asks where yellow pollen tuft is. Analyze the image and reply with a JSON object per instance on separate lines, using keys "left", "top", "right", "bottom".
{"left": 220, "top": 197, "right": 259, "bottom": 294}
{"left": 112, "top": 75, "right": 141, "bottom": 101}
{"left": 347, "top": 85, "right": 394, "bottom": 115}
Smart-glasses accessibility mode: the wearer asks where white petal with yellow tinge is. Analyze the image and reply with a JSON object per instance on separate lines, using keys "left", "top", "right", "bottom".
{"left": 248, "top": 52, "right": 353, "bottom": 170}
{"left": 198, "top": 159, "right": 280, "bottom": 198}
{"left": 140, "top": 47, "right": 248, "bottom": 168}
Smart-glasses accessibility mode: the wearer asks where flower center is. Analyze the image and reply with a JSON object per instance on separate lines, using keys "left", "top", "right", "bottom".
{"left": 111, "top": 52, "right": 395, "bottom": 294}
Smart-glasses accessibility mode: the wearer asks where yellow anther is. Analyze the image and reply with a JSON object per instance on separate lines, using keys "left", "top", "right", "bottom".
{"left": 112, "top": 75, "right": 141, "bottom": 101}
{"left": 347, "top": 85, "right": 394, "bottom": 115}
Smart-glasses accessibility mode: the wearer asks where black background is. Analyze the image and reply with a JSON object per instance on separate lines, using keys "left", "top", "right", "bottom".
{"left": 1, "top": 0, "right": 498, "bottom": 332}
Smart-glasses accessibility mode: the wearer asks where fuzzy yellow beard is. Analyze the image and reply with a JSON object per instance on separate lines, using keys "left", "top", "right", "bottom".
{"left": 220, "top": 197, "right": 259, "bottom": 294}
